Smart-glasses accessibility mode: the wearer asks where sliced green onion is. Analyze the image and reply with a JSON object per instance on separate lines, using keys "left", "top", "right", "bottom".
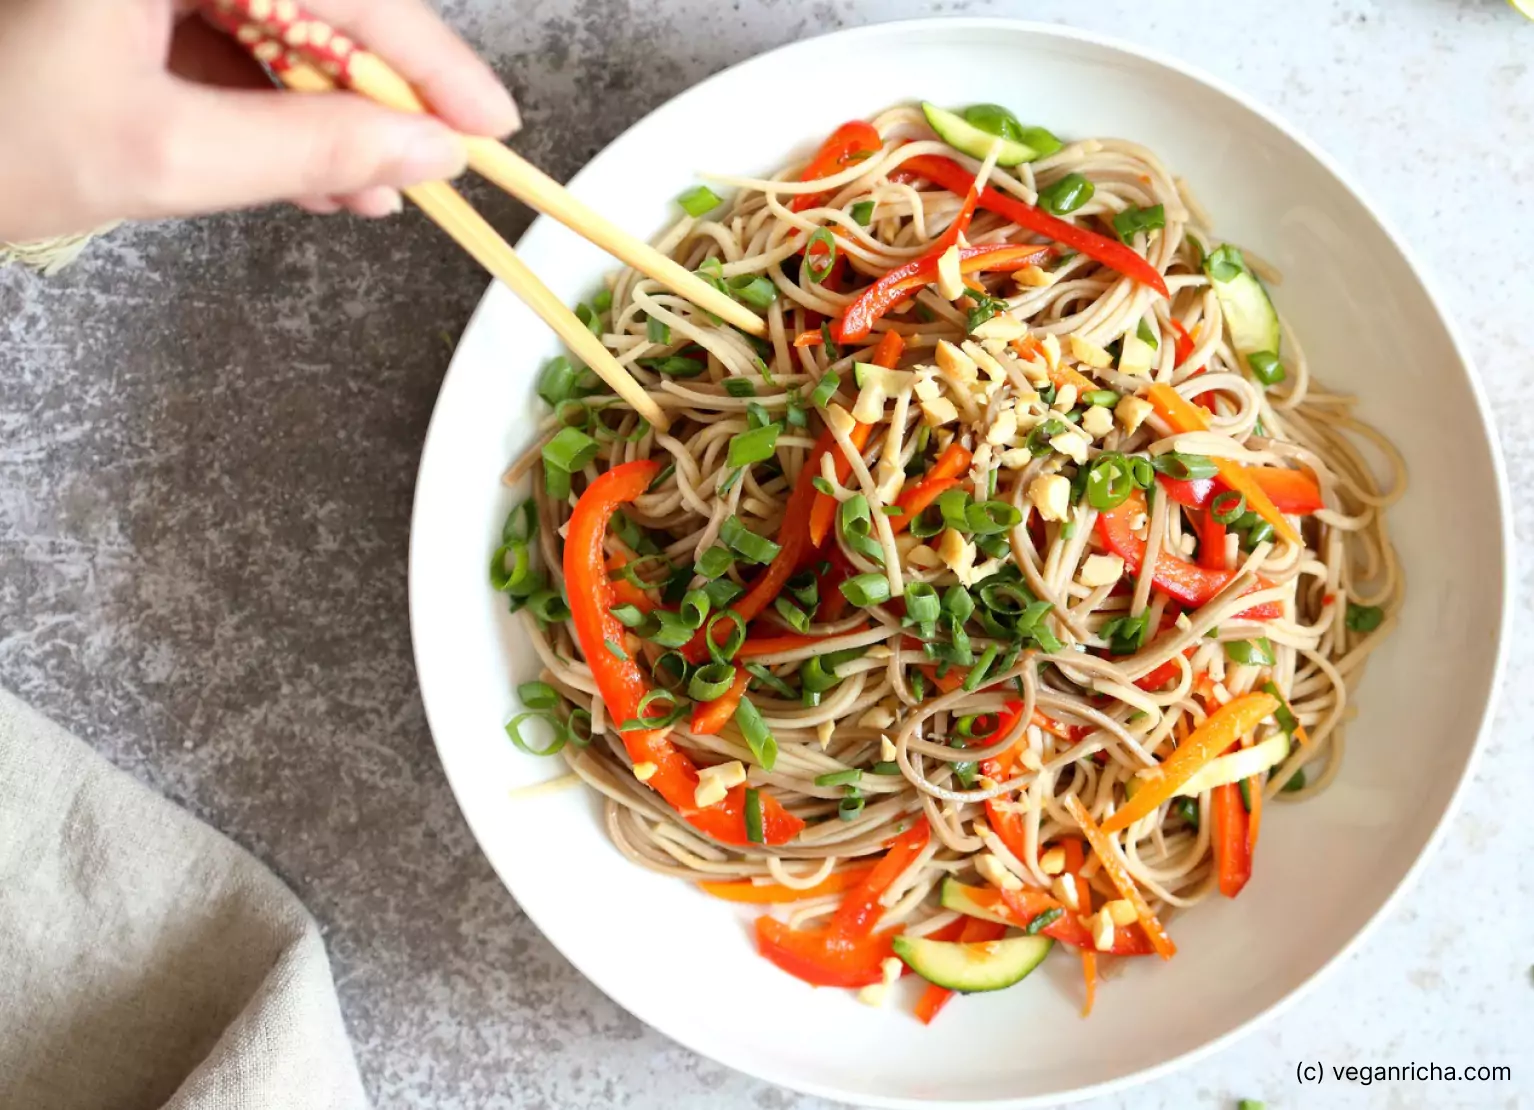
{"left": 838, "top": 788, "right": 866, "bottom": 821}
{"left": 1038, "top": 172, "right": 1094, "bottom": 216}
{"left": 1024, "top": 907, "right": 1063, "bottom": 935}
{"left": 1263, "top": 681, "right": 1300, "bottom": 737}
{"left": 505, "top": 712, "right": 567, "bottom": 756}
{"left": 728, "top": 422, "right": 782, "bottom": 467}
{"left": 774, "top": 596, "right": 810, "bottom": 633}
{"left": 904, "top": 582, "right": 940, "bottom": 624}
{"left": 963, "top": 645, "right": 999, "bottom": 691}
{"left": 1281, "top": 769, "right": 1306, "bottom": 793}
{"left": 810, "top": 368, "right": 841, "bottom": 408}
{"left": 1112, "top": 203, "right": 1166, "bottom": 244}
{"left": 1150, "top": 452, "right": 1219, "bottom": 481}
{"left": 564, "top": 708, "right": 593, "bottom": 747}
{"left": 529, "top": 589, "right": 571, "bottom": 624}
{"left": 1128, "top": 456, "right": 1155, "bottom": 488}
{"left": 717, "top": 467, "right": 742, "bottom": 495}
{"left": 1247, "top": 350, "right": 1286, "bottom": 386}
{"left": 1204, "top": 244, "right": 1246, "bottom": 283}
{"left": 942, "top": 585, "right": 975, "bottom": 624}
{"left": 502, "top": 499, "right": 538, "bottom": 543}
{"left": 799, "top": 656, "right": 841, "bottom": 694}
{"left": 517, "top": 681, "right": 559, "bottom": 710}
{"left": 1237, "top": 1101, "right": 1265, "bottom": 1110}
{"left": 651, "top": 651, "right": 688, "bottom": 693}
{"left": 619, "top": 689, "right": 688, "bottom": 731}
{"left": 936, "top": 487, "right": 972, "bottom": 534}
{"left": 490, "top": 541, "right": 530, "bottom": 593}
{"left": 820, "top": 321, "right": 840, "bottom": 361}
{"left": 678, "top": 589, "right": 712, "bottom": 630}
{"left": 786, "top": 571, "right": 818, "bottom": 609}
{"left": 909, "top": 506, "right": 944, "bottom": 539}
{"left": 910, "top": 670, "right": 927, "bottom": 703}
{"left": 555, "top": 399, "right": 592, "bottom": 429}
{"left": 811, "top": 476, "right": 835, "bottom": 496}
{"left": 734, "top": 696, "right": 778, "bottom": 771}
{"left": 1100, "top": 611, "right": 1150, "bottom": 654}
{"left": 743, "top": 787, "right": 764, "bottom": 843}
{"left": 966, "top": 499, "right": 1022, "bottom": 535}
{"left": 706, "top": 610, "right": 748, "bottom": 663}
{"left": 1225, "top": 637, "right": 1275, "bottom": 666}
{"left": 703, "top": 577, "right": 744, "bottom": 608}
{"left": 1211, "top": 490, "right": 1246, "bottom": 525}
{"left": 1175, "top": 796, "right": 1200, "bottom": 829}
{"left": 815, "top": 768, "right": 862, "bottom": 787}
{"left": 840, "top": 573, "right": 891, "bottom": 607}
{"left": 604, "top": 637, "right": 627, "bottom": 661}
{"left": 744, "top": 662, "right": 796, "bottom": 698}
{"left": 745, "top": 401, "right": 772, "bottom": 430}
{"left": 1136, "top": 318, "right": 1159, "bottom": 349}
{"left": 1345, "top": 602, "right": 1385, "bottom": 633}
{"left": 850, "top": 200, "right": 875, "bottom": 226}
{"left": 719, "top": 515, "right": 781, "bottom": 564}
{"left": 1060, "top": 521, "right": 1077, "bottom": 540}
{"left": 687, "top": 661, "right": 737, "bottom": 701}
{"left": 784, "top": 387, "right": 808, "bottom": 429}
{"left": 646, "top": 315, "right": 670, "bottom": 344}
{"left": 871, "top": 760, "right": 901, "bottom": 775}
{"left": 575, "top": 302, "right": 603, "bottom": 335}
{"left": 537, "top": 356, "right": 582, "bottom": 406}
{"left": 840, "top": 493, "right": 873, "bottom": 540}
{"left": 609, "top": 603, "right": 646, "bottom": 628}
{"left": 637, "top": 355, "right": 705, "bottom": 378}
{"left": 804, "top": 228, "right": 838, "bottom": 284}
{"left": 1082, "top": 389, "right": 1118, "bottom": 407}
{"left": 646, "top": 611, "right": 699, "bottom": 648}
{"left": 543, "top": 426, "right": 599, "bottom": 475}
{"left": 1243, "top": 520, "right": 1275, "bottom": 547}
{"left": 728, "top": 273, "right": 778, "bottom": 309}
{"left": 678, "top": 185, "right": 722, "bottom": 217}
{"left": 723, "top": 377, "right": 756, "bottom": 397}
{"left": 696, "top": 546, "right": 734, "bottom": 580}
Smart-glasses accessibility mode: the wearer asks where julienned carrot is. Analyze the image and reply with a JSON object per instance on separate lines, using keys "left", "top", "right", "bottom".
{"left": 807, "top": 330, "right": 906, "bottom": 544}
{"left": 1145, "top": 383, "right": 1301, "bottom": 546}
{"left": 1100, "top": 692, "right": 1278, "bottom": 834}
{"left": 912, "top": 916, "right": 1007, "bottom": 1024}
{"left": 689, "top": 666, "right": 750, "bottom": 734}
{"left": 1063, "top": 795, "right": 1177, "bottom": 960}
{"left": 1061, "top": 839, "right": 1097, "bottom": 1017}
{"left": 1247, "top": 772, "right": 1264, "bottom": 851}
{"left": 1213, "top": 781, "right": 1252, "bottom": 897}
{"left": 699, "top": 864, "right": 873, "bottom": 903}
{"left": 888, "top": 443, "right": 973, "bottom": 533}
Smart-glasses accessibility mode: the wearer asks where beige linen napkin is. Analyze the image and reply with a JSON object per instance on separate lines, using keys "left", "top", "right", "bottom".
{"left": 0, "top": 689, "right": 368, "bottom": 1110}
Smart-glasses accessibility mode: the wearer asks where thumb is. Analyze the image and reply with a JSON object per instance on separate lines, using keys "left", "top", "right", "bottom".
{"left": 131, "top": 83, "right": 467, "bottom": 219}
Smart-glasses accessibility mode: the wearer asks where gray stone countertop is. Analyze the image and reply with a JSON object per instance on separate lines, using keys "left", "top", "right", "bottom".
{"left": 2, "top": 1, "right": 1530, "bottom": 1107}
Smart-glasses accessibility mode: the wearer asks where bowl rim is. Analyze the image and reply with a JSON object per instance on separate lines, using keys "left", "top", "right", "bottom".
{"left": 409, "top": 15, "right": 1513, "bottom": 1107}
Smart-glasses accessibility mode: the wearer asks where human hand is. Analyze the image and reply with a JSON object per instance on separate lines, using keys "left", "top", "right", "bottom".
{"left": 0, "top": 0, "right": 518, "bottom": 242}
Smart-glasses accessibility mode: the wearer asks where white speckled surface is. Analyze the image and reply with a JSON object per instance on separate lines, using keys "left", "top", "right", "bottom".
{"left": 1, "top": 1, "right": 1530, "bottom": 1107}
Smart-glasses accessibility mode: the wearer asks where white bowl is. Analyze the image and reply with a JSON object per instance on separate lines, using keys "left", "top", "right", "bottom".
{"left": 409, "top": 19, "right": 1510, "bottom": 1107}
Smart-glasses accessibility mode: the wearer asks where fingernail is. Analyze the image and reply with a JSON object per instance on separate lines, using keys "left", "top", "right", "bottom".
{"left": 391, "top": 119, "right": 469, "bottom": 184}
{"left": 489, "top": 86, "right": 522, "bottom": 138}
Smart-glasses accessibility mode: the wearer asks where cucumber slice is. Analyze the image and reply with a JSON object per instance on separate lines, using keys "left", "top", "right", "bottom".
{"left": 1174, "top": 732, "right": 1291, "bottom": 796}
{"left": 939, "top": 877, "right": 1015, "bottom": 926}
{"left": 1203, "top": 245, "right": 1281, "bottom": 372}
{"left": 893, "top": 932, "right": 1053, "bottom": 992}
{"left": 921, "top": 102, "right": 1053, "bottom": 167}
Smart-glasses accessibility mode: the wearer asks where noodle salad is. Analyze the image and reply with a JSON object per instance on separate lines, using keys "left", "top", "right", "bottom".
{"left": 489, "top": 102, "right": 1402, "bottom": 1018}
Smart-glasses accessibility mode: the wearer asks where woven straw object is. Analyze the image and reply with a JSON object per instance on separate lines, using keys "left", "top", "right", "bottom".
{"left": 0, "top": 225, "right": 115, "bottom": 275}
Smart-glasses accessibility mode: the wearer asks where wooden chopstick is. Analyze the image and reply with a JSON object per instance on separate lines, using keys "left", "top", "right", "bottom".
{"left": 205, "top": 0, "right": 767, "bottom": 339}
{"left": 212, "top": 18, "right": 670, "bottom": 432}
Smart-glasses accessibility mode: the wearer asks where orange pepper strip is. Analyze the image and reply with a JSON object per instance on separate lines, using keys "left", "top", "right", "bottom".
{"left": 1100, "top": 692, "right": 1278, "bottom": 834}
{"left": 807, "top": 330, "right": 906, "bottom": 545}
{"left": 689, "top": 666, "right": 751, "bottom": 735}
{"left": 887, "top": 443, "right": 973, "bottom": 534}
{"left": 1145, "top": 383, "right": 1301, "bottom": 545}
{"left": 1063, "top": 795, "right": 1177, "bottom": 960}
{"left": 699, "top": 864, "right": 873, "bottom": 904}
{"left": 1061, "top": 839, "right": 1097, "bottom": 1017}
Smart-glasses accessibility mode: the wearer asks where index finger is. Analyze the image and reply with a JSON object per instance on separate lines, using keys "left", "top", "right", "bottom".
{"left": 279, "top": 0, "right": 519, "bottom": 137}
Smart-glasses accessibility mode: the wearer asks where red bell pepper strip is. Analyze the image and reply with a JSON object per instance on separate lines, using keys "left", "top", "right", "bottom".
{"left": 1094, "top": 490, "right": 1281, "bottom": 620}
{"left": 791, "top": 120, "right": 883, "bottom": 213}
{"left": 1145, "top": 384, "right": 1301, "bottom": 546}
{"left": 1169, "top": 318, "right": 1196, "bottom": 367}
{"left": 1196, "top": 510, "right": 1227, "bottom": 571}
{"left": 807, "top": 330, "right": 906, "bottom": 544}
{"left": 837, "top": 243, "right": 1054, "bottom": 342}
{"left": 832, "top": 818, "right": 931, "bottom": 936}
{"left": 887, "top": 442, "right": 974, "bottom": 534}
{"left": 565, "top": 461, "right": 803, "bottom": 846}
{"left": 814, "top": 543, "right": 856, "bottom": 622}
{"left": 897, "top": 154, "right": 1170, "bottom": 299}
{"left": 689, "top": 666, "right": 751, "bottom": 735}
{"left": 963, "top": 884, "right": 1157, "bottom": 956}
{"left": 912, "top": 917, "right": 1008, "bottom": 1024}
{"left": 605, "top": 551, "right": 659, "bottom": 613}
{"left": 1213, "top": 780, "right": 1252, "bottom": 897}
{"left": 1159, "top": 468, "right": 1324, "bottom": 516}
{"left": 753, "top": 818, "right": 931, "bottom": 988}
